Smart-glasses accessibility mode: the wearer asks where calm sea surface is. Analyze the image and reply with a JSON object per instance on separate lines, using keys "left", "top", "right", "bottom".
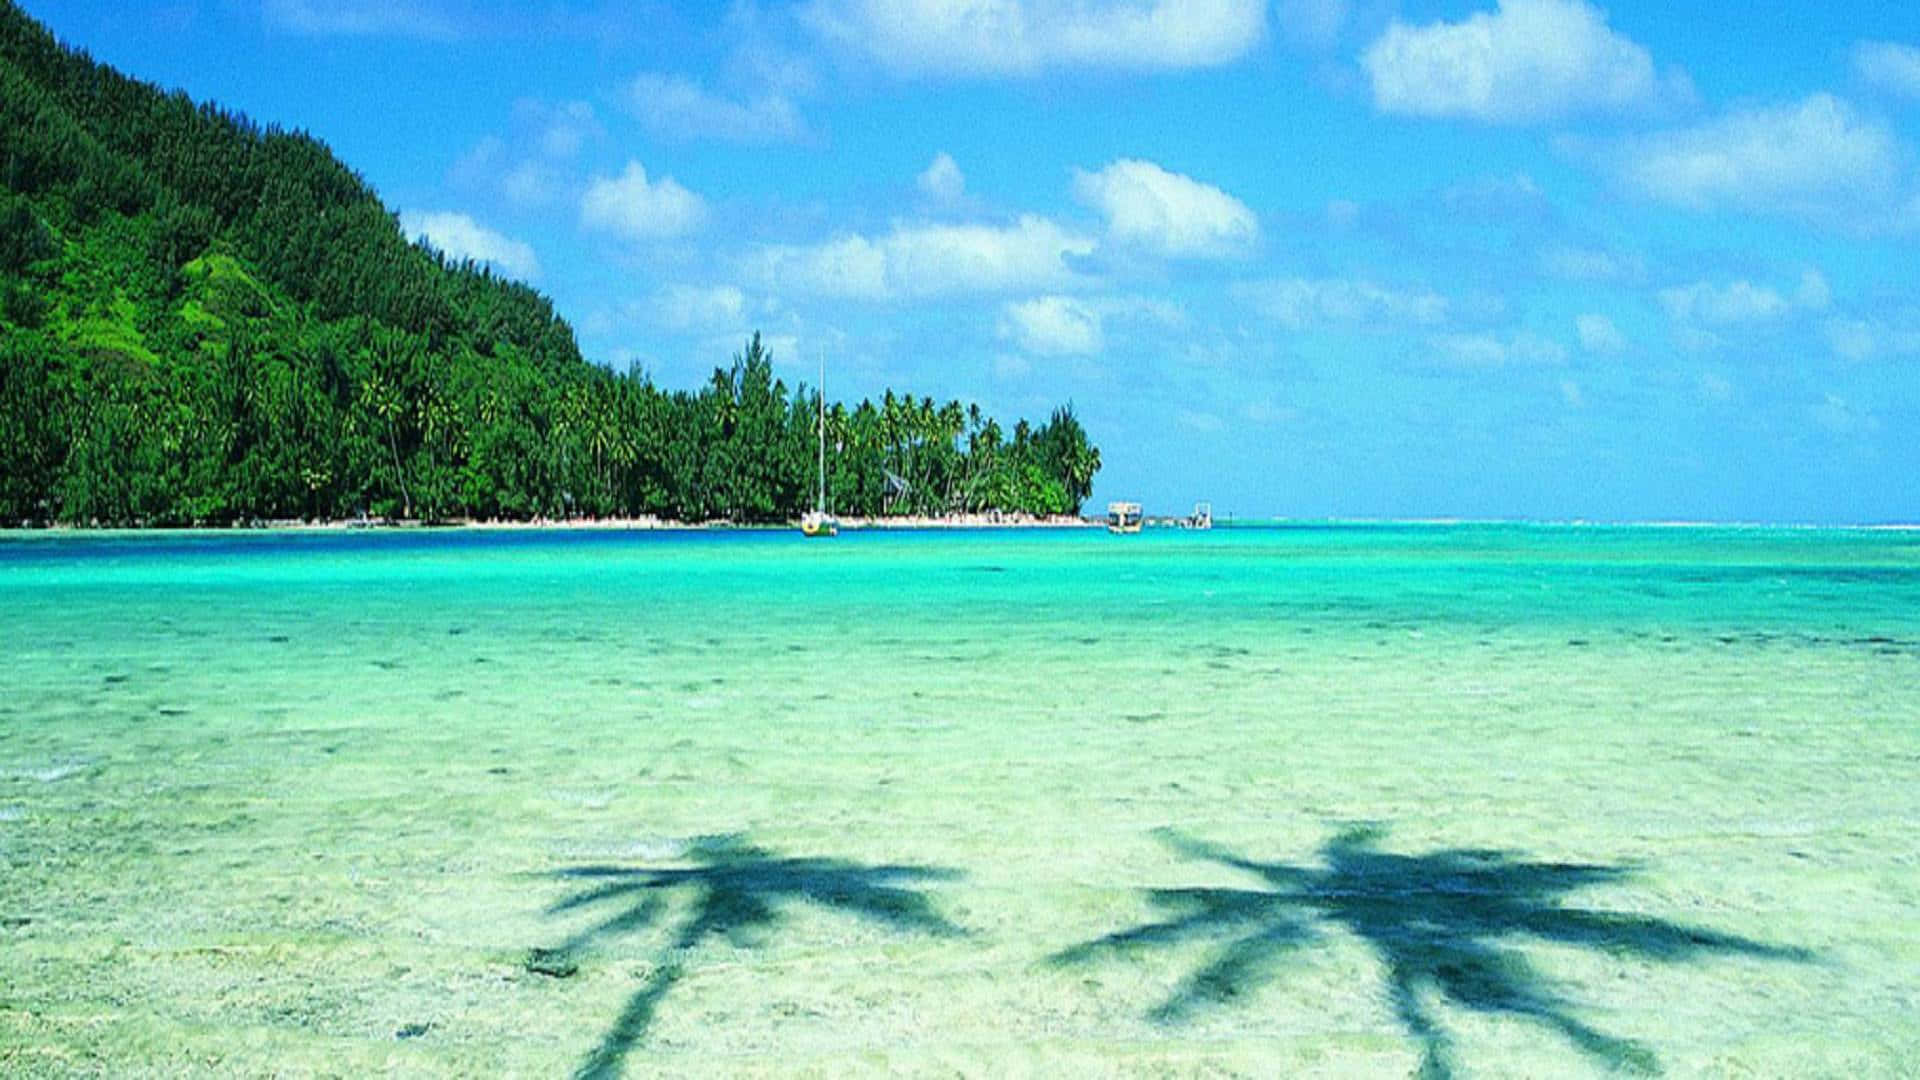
{"left": 3, "top": 524, "right": 1917, "bottom": 1075}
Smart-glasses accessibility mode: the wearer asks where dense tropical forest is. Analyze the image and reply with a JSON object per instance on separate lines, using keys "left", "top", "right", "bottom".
{"left": 0, "top": 2, "right": 1099, "bottom": 526}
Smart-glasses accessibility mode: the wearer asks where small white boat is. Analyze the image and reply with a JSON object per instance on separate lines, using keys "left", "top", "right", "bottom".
{"left": 1106, "top": 501, "right": 1142, "bottom": 534}
{"left": 801, "top": 353, "right": 837, "bottom": 538}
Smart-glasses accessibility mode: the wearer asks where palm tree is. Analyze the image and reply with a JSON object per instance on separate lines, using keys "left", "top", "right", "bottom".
{"left": 355, "top": 367, "right": 409, "bottom": 518}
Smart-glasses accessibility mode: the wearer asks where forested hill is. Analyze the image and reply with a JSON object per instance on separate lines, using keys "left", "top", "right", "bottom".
{"left": 0, "top": 3, "right": 1099, "bottom": 526}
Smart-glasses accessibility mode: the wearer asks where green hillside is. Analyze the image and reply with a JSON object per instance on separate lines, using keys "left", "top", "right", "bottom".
{"left": 0, "top": 2, "right": 1097, "bottom": 525}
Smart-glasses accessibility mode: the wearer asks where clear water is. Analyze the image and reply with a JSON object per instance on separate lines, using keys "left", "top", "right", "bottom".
{"left": 3, "top": 525, "right": 1917, "bottom": 1076}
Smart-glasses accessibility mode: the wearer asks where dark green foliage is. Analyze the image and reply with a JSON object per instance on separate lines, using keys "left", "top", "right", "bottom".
{"left": 0, "top": 2, "right": 1098, "bottom": 526}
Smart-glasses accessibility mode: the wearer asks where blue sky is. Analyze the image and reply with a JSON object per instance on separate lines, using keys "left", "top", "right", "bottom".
{"left": 23, "top": 0, "right": 1920, "bottom": 522}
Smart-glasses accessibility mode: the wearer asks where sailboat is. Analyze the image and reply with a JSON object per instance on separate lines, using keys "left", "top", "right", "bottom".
{"left": 800, "top": 352, "right": 838, "bottom": 537}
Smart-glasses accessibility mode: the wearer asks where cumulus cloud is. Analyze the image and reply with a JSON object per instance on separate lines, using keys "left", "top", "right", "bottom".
{"left": 1361, "top": 0, "right": 1665, "bottom": 123}
{"left": 624, "top": 73, "right": 806, "bottom": 143}
{"left": 522, "top": 100, "right": 599, "bottom": 159}
{"left": 652, "top": 284, "right": 748, "bottom": 332}
{"left": 1796, "top": 269, "right": 1832, "bottom": 310}
{"left": 1438, "top": 172, "right": 1550, "bottom": 219}
{"left": 1540, "top": 244, "right": 1643, "bottom": 282}
{"left": 580, "top": 161, "right": 707, "bottom": 240}
{"left": 1233, "top": 277, "right": 1448, "bottom": 329}
{"left": 450, "top": 101, "right": 598, "bottom": 207}
{"left": 1073, "top": 159, "right": 1258, "bottom": 258}
{"left": 1854, "top": 41, "right": 1920, "bottom": 100}
{"left": 746, "top": 216, "right": 1095, "bottom": 300}
{"left": 1599, "top": 94, "right": 1903, "bottom": 225}
{"left": 1242, "top": 399, "right": 1300, "bottom": 425}
{"left": 1659, "top": 280, "right": 1790, "bottom": 325}
{"left": 399, "top": 211, "right": 539, "bottom": 280}
{"left": 263, "top": 0, "right": 458, "bottom": 37}
{"left": 1001, "top": 296, "right": 1103, "bottom": 355}
{"left": 1430, "top": 331, "right": 1568, "bottom": 369}
{"left": 1812, "top": 393, "right": 1879, "bottom": 436}
{"left": 1823, "top": 317, "right": 1920, "bottom": 362}
{"left": 1825, "top": 318, "right": 1878, "bottom": 362}
{"left": 802, "top": 0, "right": 1267, "bottom": 77}
{"left": 918, "top": 153, "right": 967, "bottom": 206}
{"left": 1176, "top": 409, "right": 1226, "bottom": 433}
{"left": 997, "top": 293, "right": 1183, "bottom": 355}
{"left": 1576, "top": 313, "right": 1626, "bottom": 354}
{"left": 992, "top": 353, "right": 1033, "bottom": 380}
{"left": 499, "top": 161, "right": 561, "bottom": 207}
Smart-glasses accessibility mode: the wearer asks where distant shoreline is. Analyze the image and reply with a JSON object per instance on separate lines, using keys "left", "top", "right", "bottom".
{"left": 1, "top": 513, "right": 1101, "bottom": 533}
{"left": 5, "top": 516, "right": 1916, "bottom": 533}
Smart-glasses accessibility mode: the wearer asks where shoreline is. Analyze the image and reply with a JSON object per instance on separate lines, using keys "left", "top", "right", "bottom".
{"left": 0, "top": 512, "right": 1102, "bottom": 533}
{"left": 4, "top": 515, "right": 1917, "bottom": 533}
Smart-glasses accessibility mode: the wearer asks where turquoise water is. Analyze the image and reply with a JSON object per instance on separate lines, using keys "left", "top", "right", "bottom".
{"left": 3, "top": 525, "right": 1918, "bottom": 1076}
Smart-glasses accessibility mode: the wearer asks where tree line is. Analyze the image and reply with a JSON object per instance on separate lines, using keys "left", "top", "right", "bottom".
{"left": 0, "top": 2, "right": 1098, "bottom": 526}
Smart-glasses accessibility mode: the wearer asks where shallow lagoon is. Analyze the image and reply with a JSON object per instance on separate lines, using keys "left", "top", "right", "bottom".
{"left": 3, "top": 524, "right": 1917, "bottom": 1076}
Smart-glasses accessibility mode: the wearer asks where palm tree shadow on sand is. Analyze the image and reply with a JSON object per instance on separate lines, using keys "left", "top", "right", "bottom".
{"left": 1053, "top": 824, "right": 1811, "bottom": 1079}
{"left": 538, "top": 834, "right": 964, "bottom": 1079}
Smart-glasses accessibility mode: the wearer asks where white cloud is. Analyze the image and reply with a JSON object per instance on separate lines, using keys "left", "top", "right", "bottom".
{"left": 1242, "top": 399, "right": 1300, "bottom": 425}
{"left": 1073, "top": 159, "right": 1258, "bottom": 258}
{"left": 1575, "top": 313, "right": 1626, "bottom": 354}
{"left": 1854, "top": 41, "right": 1920, "bottom": 100}
{"left": 803, "top": 0, "right": 1267, "bottom": 77}
{"left": 918, "top": 153, "right": 967, "bottom": 205}
{"left": 500, "top": 161, "right": 561, "bottom": 207}
{"left": 399, "top": 211, "right": 539, "bottom": 280}
{"left": 1176, "top": 409, "right": 1226, "bottom": 433}
{"left": 1796, "top": 269, "right": 1832, "bottom": 310}
{"left": 653, "top": 284, "right": 748, "bottom": 332}
{"left": 1001, "top": 296, "right": 1103, "bottom": 355}
{"left": 1674, "top": 326, "right": 1726, "bottom": 354}
{"left": 1812, "top": 393, "right": 1879, "bottom": 436}
{"left": 747, "top": 216, "right": 1095, "bottom": 300}
{"left": 996, "top": 293, "right": 1182, "bottom": 356}
{"left": 1540, "top": 244, "right": 1643, "bottom": 282}
{"left": 580, "top": 161, "right": 707, "bottom": 240}
{"left": 1234, "top": 277, "right": 1448, "bottom": 328}
{"left": 519, "top": 100, "right": 599, "bottom": 159}
{"left": 1601, "top": 94, "right": 1903, "bottom": 224}
{"left": 1430, "top": 331, "right": 1568, "bottom": 369}
{"left": 450, "top": 102, "right": 598, "bottom": 207}
{"left": 1439, "top": 172, "right": 1549, "bottom": 218}
{"left": 1361, "top": 0, "right": 1663, "bottom": 123}
{"left": 1825, "top": 318, "right": 1878, "bottom": 362}
{"left": 1658, "top": 280, "right": 1790, "bottom": 325}
{"left": 992, "top": 353, "right": 1033, "bottom": 380}
{"left": 263, "top": 0, "right": 456, "bottom": 37}
{"left": 1824, "top": 317, "right": 1920, "bottom": 362}
{"left": 624, "top": 73, "right": 806, "bottom": 143}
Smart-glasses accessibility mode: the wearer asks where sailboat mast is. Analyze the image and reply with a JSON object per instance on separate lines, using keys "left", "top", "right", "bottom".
{"left": 816, "top": 353, "right": 827, "bottom": 514}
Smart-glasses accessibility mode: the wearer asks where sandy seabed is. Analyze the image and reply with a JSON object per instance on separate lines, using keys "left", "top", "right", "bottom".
{"left": 2, "top": 526, "right": 1916, "bottom": 1076}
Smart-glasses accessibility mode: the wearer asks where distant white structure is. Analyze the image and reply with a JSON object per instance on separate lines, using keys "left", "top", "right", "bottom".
{"left": 1106, "top": 501, "right": 1142, "bottom": 534}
